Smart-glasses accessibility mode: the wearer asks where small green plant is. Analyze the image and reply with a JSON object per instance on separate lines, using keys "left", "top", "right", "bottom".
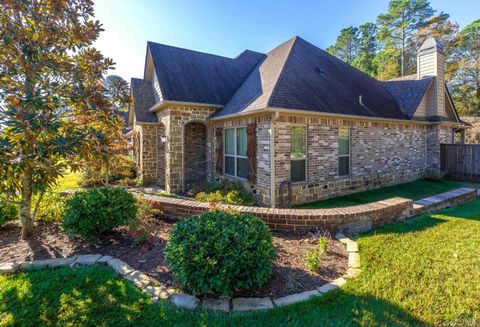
{"left": 62, "top": 188, "right": 137, "bottom": 238}
{"left": 0, "top": 197, "right": 19, "bottom": 227}
{"left": 194, "top": 179, "right": 255, "bottom": 205}
{"left": 166, "top": 211, "right": 275, "bottom": 296}
{"left": 305, "top": 237, "right": 329, "bottom": 272}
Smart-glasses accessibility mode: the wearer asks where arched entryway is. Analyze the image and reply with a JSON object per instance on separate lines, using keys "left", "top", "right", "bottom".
{"left": 184, "top": 121, "right": 207, "bottom": 190}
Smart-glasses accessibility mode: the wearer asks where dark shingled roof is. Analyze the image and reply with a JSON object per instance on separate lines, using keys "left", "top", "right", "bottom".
{"left": 131, "top": 37, "right": 440, "bottom": 122}
{"left": 215, "top": 37, "right": 407, "bottom": 120}
{"left": 383, "top": 77, "right": 434, "bottom": 118}
{"left": 148, "top": 42, "right": 265, "bottom": 105}
{"left": 130, "top": 78, "right": 157, "bottom": 123}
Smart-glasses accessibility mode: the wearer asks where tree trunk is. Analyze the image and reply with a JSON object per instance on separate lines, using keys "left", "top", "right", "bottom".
{"left": 401, "top": 28, "right": 405, "bottom": 77}
{"left": 20, "top": 169, "right": 34, "bottom": 239}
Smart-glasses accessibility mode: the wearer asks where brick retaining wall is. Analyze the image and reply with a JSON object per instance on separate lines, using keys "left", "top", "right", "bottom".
{"left": 144, "top": 187, "right": 477, "bottom": 234}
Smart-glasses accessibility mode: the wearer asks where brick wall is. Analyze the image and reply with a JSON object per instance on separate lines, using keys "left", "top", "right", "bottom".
{"left": 272, "top": 114, "right": 430, "bottom": 206}
{"left": 145, "top": 187, "right": 476, "bottom": 234}
{"left": 209, "top": 115, "right": 273, "bottom": 205}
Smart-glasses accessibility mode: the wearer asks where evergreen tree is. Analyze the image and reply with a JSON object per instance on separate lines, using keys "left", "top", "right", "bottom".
{"left": 377, "top": 0, "right": 434, "bottom": 76}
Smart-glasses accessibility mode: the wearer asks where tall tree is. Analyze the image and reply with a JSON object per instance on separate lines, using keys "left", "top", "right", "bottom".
{"left": 406, "top": 13, "right": 459, "bottom": 74}
{"left": 447, "top": 19, "right": 480, "bottom": 115}
{"left": 0, "top": 0, "right": 129, "bottom": 238}
{"left": 377, "top": 0, "right": 434, "bottom": 76}
{"left": 327, "top": 27, "right": 359, "bottom": 64}
{"left": 352, "top": 23, "right": 378, "bottom": 77}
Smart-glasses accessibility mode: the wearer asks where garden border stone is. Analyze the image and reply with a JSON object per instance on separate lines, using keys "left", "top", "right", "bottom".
{"left": 0, "top": 232, "right": 360, "bottom": 313}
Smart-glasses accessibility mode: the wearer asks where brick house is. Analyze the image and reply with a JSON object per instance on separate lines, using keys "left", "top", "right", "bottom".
{"left": 128, "top": 36, "right": 466, "bottom": 207}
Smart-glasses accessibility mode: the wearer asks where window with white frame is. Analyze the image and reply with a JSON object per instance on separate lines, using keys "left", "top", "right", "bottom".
{"left": 290, "top": 125, "right": 306, "bottom": 182}
{"left": 338, "top": 127, "right": 350, "bottom": 176}
{"left": 224, "top": 127, "right": 247, "bottom": 179}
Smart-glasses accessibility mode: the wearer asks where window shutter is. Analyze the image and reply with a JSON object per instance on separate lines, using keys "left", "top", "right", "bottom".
{"left": 215, "top": 127, "right": 223, "bottom": 175}
{"left": 246, "top": 123, "right": 257, "bottom": 184}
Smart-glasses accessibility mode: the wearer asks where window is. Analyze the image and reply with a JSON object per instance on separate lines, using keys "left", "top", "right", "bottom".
{"left": 338, "top": 127, "right": 350, "bottom": 176}
{"left": 291, "top": 126, "right": 306, "bottom": 182}
{"left": 224, "top": 127, "right": 247, "bottom": 179}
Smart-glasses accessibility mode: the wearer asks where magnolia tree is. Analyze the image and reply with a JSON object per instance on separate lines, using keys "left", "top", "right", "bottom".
{"left": 0, "top": 0, "right": 130, "bottom": 238}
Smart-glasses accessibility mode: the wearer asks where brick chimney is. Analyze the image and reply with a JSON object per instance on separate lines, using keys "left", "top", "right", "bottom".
{"left": 417, "top": 37, "right": 446, "bottom": 119}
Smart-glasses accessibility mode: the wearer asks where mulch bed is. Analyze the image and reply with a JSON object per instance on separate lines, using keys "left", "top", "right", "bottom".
{"left": 0, "top": 218, "right": 347, "bottom": 298}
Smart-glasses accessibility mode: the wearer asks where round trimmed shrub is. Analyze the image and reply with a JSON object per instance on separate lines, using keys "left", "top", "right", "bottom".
{"left": 166, "top": 211, "right": 276, "bottom": 295}
{"left": 62, "top": 188, "right": 137, "bottom": 238}
{"left": 0, "top": 197, "right": 18, "bottom": 227}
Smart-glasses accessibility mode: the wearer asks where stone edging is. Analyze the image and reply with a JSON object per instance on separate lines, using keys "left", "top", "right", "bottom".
{"left": 0, "top": 234, "right": 360, "bottom": 312}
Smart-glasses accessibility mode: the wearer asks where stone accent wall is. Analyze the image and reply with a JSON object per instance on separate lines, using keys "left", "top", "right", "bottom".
{"left": 156, "top": 105, "right": 218, "bottom": 193}
{"left": 157, "top": 125, "right": 165, "bottom": 188}
{"left": 138, "top": 124, "right": 160, "bottom": 184}
{"left": 272, "top": 114, "right": 430, "bottom": 206}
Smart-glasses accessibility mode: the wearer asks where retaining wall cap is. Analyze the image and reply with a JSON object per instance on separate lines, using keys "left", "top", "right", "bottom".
{"left": 273, "top": 290, "right": 321, "bottom": 307}
{"left": 170, "top": 293, "right": 200, "bottom": 309}
{"left": 232, "top": 297, "right": 274, "bottom": 312}
{"left": 202, "top": 297, "right": 230, "bottom": 312}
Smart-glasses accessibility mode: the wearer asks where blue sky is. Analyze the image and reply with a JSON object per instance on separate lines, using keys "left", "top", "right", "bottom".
{"left": 93, "top": 0, "right": 479, "bottom": 81}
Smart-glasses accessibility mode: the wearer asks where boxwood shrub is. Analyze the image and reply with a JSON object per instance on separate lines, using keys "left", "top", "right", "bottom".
{"left": 0, "top": 197, "right": 18, "bottom": 227}
{"left": 62, "top": 188, "right": 137, "bottom": 238}
{"left": 166, "top": 211, "right": 276, "bottom": 296}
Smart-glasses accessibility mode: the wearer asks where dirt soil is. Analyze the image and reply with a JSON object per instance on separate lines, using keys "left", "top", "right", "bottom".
{"left": 0, "top": 219, "right": 347, "bottom": 298}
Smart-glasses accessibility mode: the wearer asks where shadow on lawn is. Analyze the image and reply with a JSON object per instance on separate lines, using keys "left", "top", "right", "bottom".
{"left": 0, "top": 268, "right": 429, "bottom": 327}
{"left": 0, "top": 266, "right": 150, "bottom": 326}
{"left": 221, "top": 287, "right": 429, "bottom": 327}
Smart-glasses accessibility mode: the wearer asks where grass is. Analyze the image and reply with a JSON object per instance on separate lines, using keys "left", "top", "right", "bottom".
{"left": 56, "top": 170, "right": 82, "bottom": 191}
{"left": 1, "top": 200, "right": 480, "bottom": 326}
{"left": 296, "top": 178, "right": 474, "bottom": 208}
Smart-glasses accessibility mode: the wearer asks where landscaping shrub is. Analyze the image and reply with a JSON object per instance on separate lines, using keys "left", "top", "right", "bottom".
{"left": 166, "top": 211, "right": 275, "bottom": 295}
{"left": 62, "top": 188, "right": 137, "bottom": 238}
{"left": 305, "top": 237, "right": 329, "bottom": 271}
{"left": 79, "top": 155, "right": 138, "bottom": 187}
{"left": 0, "top": 197, "right": 18, "bottom": 227}
{"left": 194, "top": 179, "right": 255, "bottom": 205}
{"left": 128, "top": 196, "right": 161, "bottom": 245}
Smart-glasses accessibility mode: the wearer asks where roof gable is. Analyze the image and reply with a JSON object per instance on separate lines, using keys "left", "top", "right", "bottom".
{"left": 215, "top": 37, "right": 405, "bottom": 120}
{"left": 383, "top": 77, "right": 434, "bottom": 118}
{"left": 130, "top": 78, "right": 157, "bottom": 123}
{"left": 148, "top": 42, "right": 265, "bottom": 105}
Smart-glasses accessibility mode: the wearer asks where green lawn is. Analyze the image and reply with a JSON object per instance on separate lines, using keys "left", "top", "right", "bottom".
{"left": 2, "top": 200, "right": 480, "bottom": 326}
{"left": 296, "top": 179, "right": 474, "bottom": 208}
{"left": 56, "top": 170, "right": 82, "bottom": 191}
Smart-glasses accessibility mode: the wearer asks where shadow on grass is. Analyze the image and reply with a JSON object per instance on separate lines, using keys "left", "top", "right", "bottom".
{"left": 0, "top": 267, "right": 428, "bottom": 326}
{"left": 0, "top": 266, "right": 151, "bottom": 326}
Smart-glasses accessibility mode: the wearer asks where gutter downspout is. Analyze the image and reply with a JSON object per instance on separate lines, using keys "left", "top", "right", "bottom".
{"left": 270, "top": 111, "right": 280, "bottom": 208}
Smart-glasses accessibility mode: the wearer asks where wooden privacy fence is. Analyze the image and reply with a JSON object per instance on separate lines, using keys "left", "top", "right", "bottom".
{"left": 441, "top": 144, "right": 480, "bottom": 182}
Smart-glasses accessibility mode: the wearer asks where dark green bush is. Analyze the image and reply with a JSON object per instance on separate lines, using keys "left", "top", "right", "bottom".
{"left": 0, "top": 197, "right": 18, "bottom": 227}
{"left": 62, "top": 188, "right": 137, "bottom": 238}
{"left": 166, "top": 211, "right": 275, "bottom": 295}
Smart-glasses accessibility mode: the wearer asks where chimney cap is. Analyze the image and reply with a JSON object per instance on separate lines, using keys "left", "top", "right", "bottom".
{"left": 419, "top": 37, "right": 445, "bottom": 54}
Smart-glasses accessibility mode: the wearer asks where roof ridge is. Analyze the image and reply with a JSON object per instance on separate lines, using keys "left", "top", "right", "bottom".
{"left": 266, "top": 36, "right": 299, "bottom": 108}
{"left": 147, "top": 41, "right": 262, "bottom": 61}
